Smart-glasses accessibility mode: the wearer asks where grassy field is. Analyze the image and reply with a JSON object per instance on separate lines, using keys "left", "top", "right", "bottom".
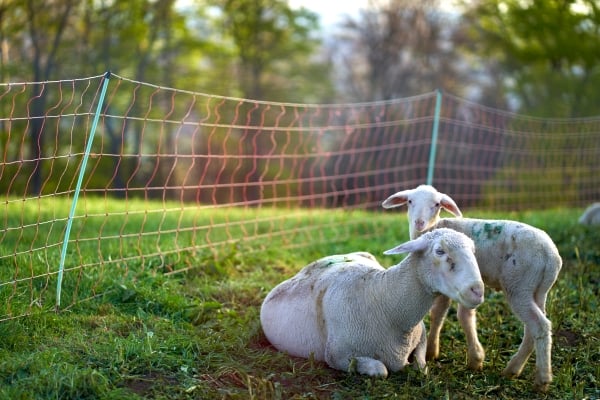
{"left": 0, "top": 202, "right": 598, "bottom": 399}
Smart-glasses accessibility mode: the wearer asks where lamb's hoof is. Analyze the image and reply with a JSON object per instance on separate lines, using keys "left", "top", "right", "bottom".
{"left": 466, "top": 346, "right": 484, "bottom": 371}
{"left": 534, "top": 381, "right": 550, "bottom": 393}
{"left": 502, "top": 359, "right": 525, "bottom": 379}
{"left": 501, "top": 367, "right": 520, "bottom": 379}
{"left": 534, "top": 373, "right": 552, "bottom": 393}
{"left": 467, "top": 358, "right": 483, "bottom": 371}
{"left": 425, "top": 346, "right": 439, "bottom": 361}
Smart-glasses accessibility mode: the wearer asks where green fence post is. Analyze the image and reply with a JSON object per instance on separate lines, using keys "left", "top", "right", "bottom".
{"left": 56, "top": 71, "right": 111, "bottom": 311}
{"left": 426, "top": 89, "right": 442, "bottom": 186}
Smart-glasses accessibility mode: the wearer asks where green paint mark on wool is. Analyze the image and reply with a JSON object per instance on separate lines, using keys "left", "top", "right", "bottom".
{"left": 319, "top": 255, "right": 357, "bottom": 268}
{"left": 472, "top": 223, "right": 504, "bottom": 241}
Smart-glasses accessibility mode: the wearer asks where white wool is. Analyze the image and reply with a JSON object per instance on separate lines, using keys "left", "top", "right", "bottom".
{"left": 579, "top": 202, "right": 600, "bottom": 225}
{"left": 382, "top": 185, "right": 562, "bottom": 392}
{"left": 260, "top": 229, "right": 484, "bottom": 378}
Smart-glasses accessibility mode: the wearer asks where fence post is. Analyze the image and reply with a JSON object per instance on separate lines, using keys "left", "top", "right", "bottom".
{"left": 426, "top": 89, "right": 442, "bottom": 186}
{"left": 56, "top": 71, "right": 111, "bottom": 311}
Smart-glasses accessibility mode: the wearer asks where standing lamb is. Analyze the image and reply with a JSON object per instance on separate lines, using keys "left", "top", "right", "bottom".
{"left": 579, "top": 202, "right": 600, "bottom": 225}
{"left": 260, "top": 229, "right": 484, "bottom": 378}
{"left": 381, "top": 185, "right": 562, "bottom": 392}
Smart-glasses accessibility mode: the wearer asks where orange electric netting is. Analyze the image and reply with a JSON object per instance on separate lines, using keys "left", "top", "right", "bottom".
{"left": 0, "top": 73, "right": 599, "bottom": 319}
{"left": 434, "top": 93, "right": 600, "bottom": 208}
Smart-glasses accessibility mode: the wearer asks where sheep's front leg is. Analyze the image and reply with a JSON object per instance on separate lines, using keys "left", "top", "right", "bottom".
{"left": 457, "top": 304, "right": 485, "bottom": 371}
{"left": 325, "top": 346, "right": 389, "bottom": 377}
{"left": 427, "top": 295, "right": 451, "bottom": 360}
{"left": 351, "top": 357, "right": 389, "bottom": 377}
{"left": 411, "top": 323, "right": 428, "bottom": 374}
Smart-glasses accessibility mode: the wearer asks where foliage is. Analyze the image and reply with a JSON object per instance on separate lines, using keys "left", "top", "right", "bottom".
{"left": 0, "top": 0, "right": 336, "bottom": 198}
{"left": 1, "top": 0, "right": 600, "bottom": 118}
{"left": 0, "top": 202, "right": 597, "bottom": 399}
{"left": 0, "top": 0, "right": 333, "bottom": 101}
{"left": 460, "top": 0, "right": 600, "bottom": 117}
{"left": 213, "top": 0, "right": 335, "bottom": 102}
{"left": 334, "top": 0, "right": 471, "bottom": 101}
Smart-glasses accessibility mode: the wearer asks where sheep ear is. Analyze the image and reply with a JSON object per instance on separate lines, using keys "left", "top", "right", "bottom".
{"left": 440, "top": 194, "right": 462, "bottom": 217}
{"left": 382, "top": 189, "right": 413, "bottom": 209}
{"left": 383, "top": 236, "right": 428, "bottom": 255}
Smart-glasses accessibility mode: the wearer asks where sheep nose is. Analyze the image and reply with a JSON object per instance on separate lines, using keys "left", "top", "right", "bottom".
{"left": 470, "top": 283, "right": 485, "bottom": 304}
{"left": 415, "top": 219, "right": 425, "bottom": 231}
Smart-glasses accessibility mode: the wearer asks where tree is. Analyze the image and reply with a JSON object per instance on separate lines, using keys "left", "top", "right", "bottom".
{"left": 459, "top": 0, "right": 600, "bottom": 207}
{"left": 0, "top": 0, "right": 337, "bottom": 202}
{"left": 0, "top": 0, "right": 213, "bottom": 198}
{"left": 21, "top": 0, "right": 77, "bottom": 195}
{"left": 332, "top": 0, "right": 469, "bottom": 101}
{"left": 213, "top": 0, "right": 333, "bottom": 102}
{"left": 461, "top": 0, "right": 600, "bottom": 117}
{"left": 322, "top": 0, "right": 479, "bottom": 206}
{"left": 204, "top": 0, "right": 335, "bottom": 203}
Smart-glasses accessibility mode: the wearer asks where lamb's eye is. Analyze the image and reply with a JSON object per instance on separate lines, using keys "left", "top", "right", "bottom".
{"left": 408, "top": 200, "right": 412, "bottom": 204}
{"left": 435, "top": 202, "right": 440, "bottom": 208}
{"left": 435, "top": 248, "right": 445, "bottom": 256}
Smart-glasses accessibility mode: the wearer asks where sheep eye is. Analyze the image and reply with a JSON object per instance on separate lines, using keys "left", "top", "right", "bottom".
{"left": 435, "top": 202, "right": 440, "bottom": 208}
{"left": 408, "top": 200, "right": 412, "bottom": 204}
{"left": 435, "top": 248, "right": 445, "bottom": 256}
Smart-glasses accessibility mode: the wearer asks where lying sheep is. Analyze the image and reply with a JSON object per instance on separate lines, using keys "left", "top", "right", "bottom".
{"left": 260, "top": 229, "right": 484, "bottom": 378}
{"left": 579, "top": 202, "right": 600, "bottom": 225}
{"left": 382, "top": 185, "right": 562, "bottom": 392}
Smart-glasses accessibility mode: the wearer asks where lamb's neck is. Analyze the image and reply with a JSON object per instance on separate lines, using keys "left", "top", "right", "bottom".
{"left": 409, "top": 226, "right": 418, "bottom": 240}
{"left": 376, "top": 261, "right": 435, "bottom": 329}
{"left": 435, "top": 218, "right": 471, "bottom": 233}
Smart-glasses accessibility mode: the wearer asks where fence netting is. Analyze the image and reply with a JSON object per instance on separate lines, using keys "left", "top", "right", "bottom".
{"left": 0, "top": 73, "right": 598, "bottom": 319}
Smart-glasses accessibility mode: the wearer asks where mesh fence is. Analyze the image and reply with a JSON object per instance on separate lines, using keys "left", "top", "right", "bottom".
{"left": 0, "top": 73, "right": 599, "bottom": 319}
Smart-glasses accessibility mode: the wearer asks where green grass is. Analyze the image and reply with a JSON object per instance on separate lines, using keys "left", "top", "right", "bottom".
{"left": 0, "top": 201, "right": 598, "bottom": 399}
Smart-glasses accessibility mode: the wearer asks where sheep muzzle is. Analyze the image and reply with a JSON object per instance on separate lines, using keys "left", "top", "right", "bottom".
{"left": 460, "top": 281, "right": 485, "bottom": 309}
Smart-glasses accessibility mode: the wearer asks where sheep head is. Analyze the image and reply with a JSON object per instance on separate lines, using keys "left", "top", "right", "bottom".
{"left": 384, "top": 228, "right": 484, "bottom": 309}
{"left": 382, "top": 185, "right": 462, "bottom": 239}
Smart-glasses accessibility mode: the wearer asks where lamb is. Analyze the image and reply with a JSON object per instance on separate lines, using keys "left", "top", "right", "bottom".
{"left": 382, "top": 185, "right": 562, "bottom": 392}
{"left": 579, "top": 202, "right": 600, "bottom": 225}
{"left": 260, "top": 229, "right": 485, "bottom": 378}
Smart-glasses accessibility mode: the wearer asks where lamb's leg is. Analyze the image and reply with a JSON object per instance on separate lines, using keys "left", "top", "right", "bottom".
{"left": 457, "top": 304, "right": 485, "bottom": 371}
{"left": 502, "top": 297, "right": 552, "bottom": 392}
{"left": 533, "top": 318, "right": 552, "bottom": 393}
{"left": 502, "top": 325, "right": 533, "bottom": 378}
{"left": 427, "top": 295, "right": 451, "bottom": 360}
{"left": 532, "top": 283, "right": 553, "bottom": 393}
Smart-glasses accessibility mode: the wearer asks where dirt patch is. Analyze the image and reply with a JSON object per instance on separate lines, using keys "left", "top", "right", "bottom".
{"left": 555, "top": 329, "right": 584, "bottom": 347}
{"left": 122, "top": 372, "right": 179, "bottom": 396}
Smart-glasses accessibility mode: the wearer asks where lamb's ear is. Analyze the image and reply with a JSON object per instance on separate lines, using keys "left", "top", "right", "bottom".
{"left": 383, "top": 235, "right": 429, "bottom": 255}
{"left": 440, "top": 193, "right": 462, "bottom": 217}
{"left": 382, "top": 189, "right": 413, "bottom": 209}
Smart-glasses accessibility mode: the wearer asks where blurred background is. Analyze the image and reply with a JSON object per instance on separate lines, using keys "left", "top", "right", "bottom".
{"left": 2, "top": 0, "right": 600, "bottom": 116}
{"left": 0, "top": 0, "right": 599, "bottom": 324}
